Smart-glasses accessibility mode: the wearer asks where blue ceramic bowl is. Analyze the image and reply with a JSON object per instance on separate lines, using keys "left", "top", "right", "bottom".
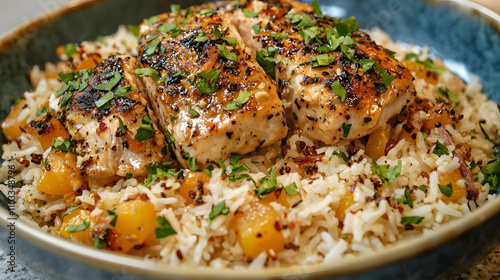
{"left": 0, "top": 0, "right": 499, "bottom": 279}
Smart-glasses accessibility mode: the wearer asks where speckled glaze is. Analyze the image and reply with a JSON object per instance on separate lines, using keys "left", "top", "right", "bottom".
{"left": 0, "top": 0, "right": 499, "bottom": 279}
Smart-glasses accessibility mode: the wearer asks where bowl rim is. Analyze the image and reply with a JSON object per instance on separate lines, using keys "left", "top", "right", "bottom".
{"left": 0, "top": 0, "right": 499, "bottom": 278}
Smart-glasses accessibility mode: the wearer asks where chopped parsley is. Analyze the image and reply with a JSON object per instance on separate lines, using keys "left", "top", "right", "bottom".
{"left": 155, "top": 215, "right": 176, "bottom": 241}
{"left": 188, "top": 157, "right": 198, "bottom": 171}
{"left": 208, "top": 200, "right": 229, "bottom": 224}
{"left": 298, "top": 26, "right": 320, "bottom": 45}
{"left": 203, "top": 164, "right": 214, "bottom": 178}
{"left": 200, "top": 8, "right": 214, "bottom": 15}
{"left": 479, "top": 121, "right": 498, "bottom": 145}
{"left": 417, "top": 185, "right": 428, "bottom": 193}
{"left": 51, "top": 138, "right": 76, "bottom": 154}
{"left": 371, "top": 160, "right": 402, "bottom": 185}
{"left": 158, "top": 23, "right": 177, "bottom": 33}
{"left": 284, "top": 182, "right": 300, "bottom": 195}
{"left": 144, "top": 16, "right": 159, "bottom": 27}
{"left": 335, "top": 17, "right": 360, "bottom": 37}
{"left": 400, "top": 216, "right": 424, "bottom": 225}
{"left": 146, "top": 39, "right": 161, "bottom": 56}
{"left": 480, "top": 158, "right": 500, "bottom": 193}
{"left": 189, "top": 107, "right": 200, "bottom": 117}
{"left": 93, "top": 235, "right": 104, "bottom": 249}
{"left": 395, "top": 186, "right": 413, "bottom": 208}
{"left": 297, "top": 13, "right": 316, "bottom": 28}
{"left": 109, "top": 214, "right": 118, "bottom": 227}
{"left": 119, "top": 117, "right": 126, "bottom": 134}
{"left": 342, "top": 123, "right": 351, "bottom": 138}
{"left": 255, "top": 48, "right": 276, "bottom": 78}
{"left": 333, "top": 150, "right": 349, "bottom": 164}
{"left": 215, "top": 159, "right": 227, "bottom": 177}
{"left": 95, "top": 84, "right": 133, "bottom": 110}
{"left": 62, "top": 205, "right": 81, "bottom": 218}
{"left": 66, "top": 219, "right": 90, "bottom": 233}
{"left": 64, "top": 43, "right": 77, "bottom": 57}
{"left": 255, "top": 168, "right": 278, "bottom": 199}
{"left": 216, "top": 44, "right": 237, "bottom": 62}
{"left": 312, "top": 0, "right": 323, "bottom": 17}
{"left": 331, "top": 80, "right": 346, "bottom": 102}
{"left": 438, "top": 183, "right": 453, "bottom": 197}
{"left": 135, "top": 114, "right": 155, "bottom": 142}
{"left": 133, "top": 68, "right": 159, "bottom": 78}
{"left": 359, "top": 58, "right": 376, "bottom": 72}
{"left": 242, "top": 8, "right": 257, "bottom": 18}
{"left": 36, "top": 106, "right": 48, "bottom": 117}
{"left": 143, "top": 161, "right": 174, "bottom": 187}
{"left": 195, "top": 69, "right": 221, "bottom": 95}
{"left": 375, "top": 64, "right": 395, "bottom": 88}
{"left": 432, "top": 140, "right": 449, "bottom": 156}
{"left": 193, "top": 31, "right": 209, "bottom": 43}
{"left": 184, "top": 7, "right": 194, "bottom": 18}
{"left": 311, "top": 54, "right": 336, "bottom": 68}
{"left": 252, "top": 24, "right": 261, "bottom": 34}
{"left": 127, "top": 25, "right": 140, "bottom": 38}
{"left": 225, "top": 91, "right": 252, "bottom": 111}
{"left": 438, "top": 87, "right": 459, "bottom": 105}
{"left": 171, "top": 4, "right": 181, "bottom": 14}
{"left": 270, "top": 32, "right": 282, "bottom": 40}
{"left": 126, "top": 172, "right": 133, "bottom": 179}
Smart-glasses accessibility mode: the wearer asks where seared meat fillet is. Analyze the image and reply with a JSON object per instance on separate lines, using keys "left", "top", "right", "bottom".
{"left": 224, "top": 0, "right": 415, "bottom": 144}
{"left": 59, "top": 56, "right": 167, "bottom": 185}
{"left": 137, "top": 8, "right": 288, "bottom": 167}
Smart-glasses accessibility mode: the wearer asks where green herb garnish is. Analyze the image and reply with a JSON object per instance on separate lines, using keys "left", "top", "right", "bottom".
{"left": 135, "top": 114, "right": 155, "bottom": 142}
{"left": 255, "top": 168, "right": 278, "bottom": 198}
{"left": 432, "top": 140, "right": 449, "bottom": 156}
{"left": 225, "top": 91, "right": 251, "bottom": 111}
{"left": 66, "top": 219, "right": 90, "bottom": 233}
{"left": 395, "top": 186, "right": 413, "bottom": 208}
{"left": 371, "top": 160, "right": 402, "bottom": 185}
{"left": 36, "top": 106, "right": 48, "bottom": 117}
{"left": 342, "top": 123, "right": 351, "bottom": 138}
{"left": 242, "top": 8, "right": 257, "bottom": 18}
{"left": 208, "top": 200, "right": 229, "bottom": 224}
{"left": 400, "top": 216, "right": 424, "bottom": 225}
{"left": 333, "top": 150, "right": 349, "bottom": 164}
{"left": 155, "top": 216, "right": 176, "bottom": 241}
{"left": 64, "top": 43, "right": 77, "bottom": 57}
{"left": 331, "top": 80, "right": 346, "bottom": 102}
{"left": 62, "top": 205, "right": 81, "bottom": 218}
{"left": 438, "top": 183, "right": 453, "bottom": 197}
{"left": 284, "top": 182, "right": 300, "bottom": 195}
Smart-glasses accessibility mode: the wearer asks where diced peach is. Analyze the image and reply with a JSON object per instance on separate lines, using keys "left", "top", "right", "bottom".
{"left": 73, "top": 54, "right": 101, "bottom": 71}
{"left": 1, "top": 99, "right": 28, "bottom": 141}
{"left": 261, "top": 188, "right": 292, "bottom": 208}
{"left": 231, "top": 200, "right": 285, "bottom": 259}
{"left": 335, "top": 190, "right": 355, "bottom": 222}
{"left": 24, "top": 117, "right": 70, "bottom": 150}
{"left": 365, "top": 127, "right": 389, "bottom": 160}
{"left": 58, "top": 208, "right": 92, "bottom": 244}
{"left": 178, "top": 171, "right": 209, "bottom": 205}
{"left": 37, "top": 150, "right": 82, "bottom": 196}
{"left": 402, "top": 60, "right": 438, "bottom": 85}
{"left": 439, "top": 169, "right": 467, "bottom": 203}
{"left": 422, "top": 109, "right": 455, "bottom": 132}
{"left": 110, "top": 199, "right": 156, "bottom": 253}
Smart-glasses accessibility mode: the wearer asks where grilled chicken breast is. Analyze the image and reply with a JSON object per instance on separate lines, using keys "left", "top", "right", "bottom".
{"left": 137, "top": 8, "right": 288, "bottom": 167}
{"left": 59, "top": 56, "right": 167, "bottom": 185}
{"left": 224, "top": 0, "right": 415, "bottom": 144}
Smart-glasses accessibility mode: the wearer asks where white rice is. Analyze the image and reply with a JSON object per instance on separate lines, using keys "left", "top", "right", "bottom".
{"left": 1, "top": 25, "right": 499, "bottom": 269}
